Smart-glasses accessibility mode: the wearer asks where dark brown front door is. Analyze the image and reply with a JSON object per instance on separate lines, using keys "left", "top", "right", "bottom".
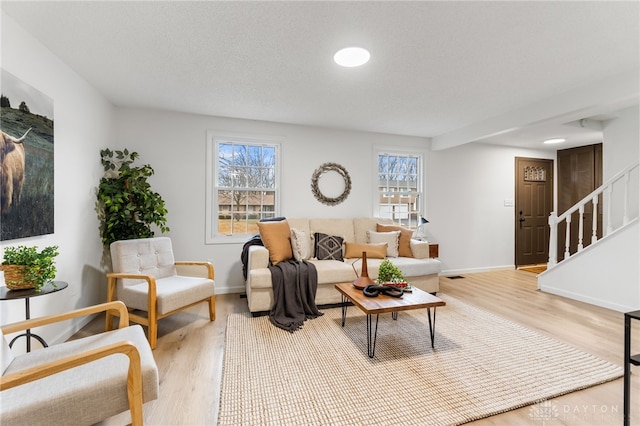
{"left": 515, "top": 157, "right": 554, "bottom": 267}
{"left": 556, "top": 144, "right": 603, "bottom": 257}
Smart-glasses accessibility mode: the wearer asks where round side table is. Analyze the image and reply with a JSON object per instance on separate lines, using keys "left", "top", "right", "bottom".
{"left": 0, "top": 281, "right": 68, "bottom": 352}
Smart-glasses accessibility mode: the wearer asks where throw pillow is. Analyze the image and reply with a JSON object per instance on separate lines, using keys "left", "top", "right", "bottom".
{"left": 344, "top": 242, "right": 387, "bottom": 259}
{"left": 290, "top": 228, "right": 311, "bottom": 261}
{"left": 257, "top": 220, "right": 293, "bottom": 265}
{"left": 367, "top": 230, "right": 400, "bottom": 257}
{"left": 314, "top": 232, "right": 344, "bottom": 261}
{"left": 376, "top": 224, "right": 414, "bottom": 258}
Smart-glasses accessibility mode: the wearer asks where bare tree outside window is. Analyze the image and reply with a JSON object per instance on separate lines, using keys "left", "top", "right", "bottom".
{"left": 377, "top": 152, "right": 421, "bottom": 227}
{"left": 216, "top": 141, "right": 277, "bottom": 235}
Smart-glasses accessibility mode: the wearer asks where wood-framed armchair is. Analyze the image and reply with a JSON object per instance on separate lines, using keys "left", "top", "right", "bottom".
{"left": 106, "top": 237, "right": 215, "bottom": 349}
{"left": 1, "top": 301, "right": 159, "bottom": 426}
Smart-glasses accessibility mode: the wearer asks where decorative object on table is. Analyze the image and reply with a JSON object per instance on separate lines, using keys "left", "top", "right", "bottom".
{"left": 1, "top": 245, "right": 59, "bottom": 291}
{"left": 352, "top": 251, "right": 374, "bottom": 290}
{"left": 376, "top": 258, "right": 408, "bottom": 288}
{"left": 310, "top": 162, "right": 351, "bottom": 206}
{"left": 362, "top": 284, "right": 404, "bottom": 298}
{"left": 96, "top": 148, "right": 170, "bottom": 249}
{"left": 1, "top": 69, "right": 55, "bottom": 242}
{"left": 414, "top": 216, "right": 429, "bottom": 241}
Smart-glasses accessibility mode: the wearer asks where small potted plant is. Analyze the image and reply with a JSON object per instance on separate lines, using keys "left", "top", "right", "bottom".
{"left": 376, "top": 259, "right": 409, "bottom": 288}
{"left": 1, "top": 245, "right": 59, "bottom": 291}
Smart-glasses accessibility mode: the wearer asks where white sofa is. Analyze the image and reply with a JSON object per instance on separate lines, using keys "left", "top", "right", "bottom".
{"left": 245, "top": 217, "right": 441, "bottom": 314}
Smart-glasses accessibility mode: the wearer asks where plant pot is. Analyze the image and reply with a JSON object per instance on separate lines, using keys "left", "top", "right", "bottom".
{"left": 0, "top": 265, "right": 36, "bottom": 290}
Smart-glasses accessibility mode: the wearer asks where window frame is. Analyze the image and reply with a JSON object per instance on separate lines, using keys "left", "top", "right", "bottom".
{"left": 373, "top": 146, "right": 427, "bottom": 229}
{"left": 205, "top": 131, "right": 282, "bottom": 244}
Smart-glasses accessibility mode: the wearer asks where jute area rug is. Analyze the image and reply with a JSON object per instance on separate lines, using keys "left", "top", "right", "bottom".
{"left": 218, "top": 295, "right": 622, "bottom": 425}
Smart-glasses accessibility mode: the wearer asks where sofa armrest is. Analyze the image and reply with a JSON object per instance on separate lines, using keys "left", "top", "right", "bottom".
{"left": 410, "top": 240, "right": 429, "bottom": 259}
{"left": 410, "top": 240, "right": 438, "bottom": 259}
{"left": 247, "top": 245, "right": 270, "bottom": 271}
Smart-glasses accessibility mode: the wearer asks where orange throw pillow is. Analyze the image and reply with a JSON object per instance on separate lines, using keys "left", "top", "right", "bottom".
{"left": 344, "top": 242, "right": 388, "bottom": 259}
{"left": 376, "top": 224, "right": 414, "bottom": 258}
{"left": 257, "top": 220, "right": 293, "bottom": 265}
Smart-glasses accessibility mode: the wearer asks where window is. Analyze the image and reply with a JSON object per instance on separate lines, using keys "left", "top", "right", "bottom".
{"left": 206, "top": 132, "right": 280, "bottom": 243}
{"left": 375, "top": 149, "right": 424, "bottom": 228}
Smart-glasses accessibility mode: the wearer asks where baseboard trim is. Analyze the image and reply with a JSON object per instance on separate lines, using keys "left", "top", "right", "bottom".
{"left": 539, "top": 284, "right": 636, "bottom": 313}
{"left": 441, "top": 265, "right": 514, "bottom": 276}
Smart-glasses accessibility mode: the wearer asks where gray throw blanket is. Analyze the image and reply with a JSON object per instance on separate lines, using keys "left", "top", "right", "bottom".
{"left": 269, "top": 259, "right": 323, "bottom": 332}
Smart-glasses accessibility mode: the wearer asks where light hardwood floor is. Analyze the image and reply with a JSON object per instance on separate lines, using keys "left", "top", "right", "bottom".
{"left": 83, "top": 270, "right": 638, "bottom": 425}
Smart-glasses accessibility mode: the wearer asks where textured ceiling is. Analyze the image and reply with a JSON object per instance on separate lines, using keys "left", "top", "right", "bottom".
{"left": 2, "top": 1, "right": 639, "bottom": 150}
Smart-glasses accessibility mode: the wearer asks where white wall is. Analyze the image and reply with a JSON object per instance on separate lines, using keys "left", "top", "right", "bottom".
{"left": 602, "top": 105, "right": 639, "bottom": 179}
{"left": 539, "top": 221, "right": 639, "bottom": 312}
{"left": 427, "top": 142, "right": 555, "bottom": 273}
{"left": 1, "top": 13, "right": 114, "bottom": 351}
{"left": 114, "top": 108, "right": 429, "bottom": 293}
{"left": 602, "top": 105, "right": 640, "bottom": 228}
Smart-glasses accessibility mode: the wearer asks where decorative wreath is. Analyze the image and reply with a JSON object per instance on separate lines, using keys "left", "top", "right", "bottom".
{"left": 311, "top": 162, "right": 352, "bottom": 206}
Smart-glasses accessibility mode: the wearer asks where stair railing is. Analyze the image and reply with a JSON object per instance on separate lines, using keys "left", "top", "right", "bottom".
{"left": 548, "top": 161, "right": 639, "bottom": 268}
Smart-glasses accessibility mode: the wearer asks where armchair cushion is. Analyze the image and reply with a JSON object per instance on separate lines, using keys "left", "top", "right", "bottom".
{"left": 1, "top": 324, "right": 158, "bottom": 426}
{"left": 111, "top": 237, "right": 177, "bottom": 285}
{"left": 119, "top": 275, "right": 215, "bottom": 315}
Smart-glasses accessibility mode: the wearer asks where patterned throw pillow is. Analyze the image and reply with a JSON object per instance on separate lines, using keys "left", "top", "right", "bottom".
{"left": 314, "top": 232, "right": 344, "bottom": 261}
{"left": 290, "top": 228, "right": 311, "bottom": 261}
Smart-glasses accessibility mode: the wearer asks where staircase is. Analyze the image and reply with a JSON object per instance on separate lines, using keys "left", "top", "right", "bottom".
{"left": 538, "top": 162, "right": 639, "bottom": 312}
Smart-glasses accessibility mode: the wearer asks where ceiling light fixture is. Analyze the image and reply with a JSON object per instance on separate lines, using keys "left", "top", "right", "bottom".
{"left": 333, "top": 47, "right": 370, "bottom": 67}
{"left": 543, "top": 138, "right": 566, "bottom": 144}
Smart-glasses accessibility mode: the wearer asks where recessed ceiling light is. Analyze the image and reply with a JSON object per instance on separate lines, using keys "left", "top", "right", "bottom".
{"left": 543, "top": 138, "right": 566, "bottom": 144}
{"left": 333, "top": 47, "right": 370, "bottom": 67}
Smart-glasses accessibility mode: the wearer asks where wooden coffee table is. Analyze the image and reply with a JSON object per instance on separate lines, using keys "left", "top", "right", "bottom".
{"left": 335, "top": 283, "right": 446, "bottom": 358}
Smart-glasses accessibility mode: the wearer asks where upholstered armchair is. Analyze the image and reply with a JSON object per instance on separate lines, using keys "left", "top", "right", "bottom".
{"left": 1, "top": 301, "right": 159, "bottom": 426}
{"left": 106, "top": 237, "right": 215, "bottom": 349}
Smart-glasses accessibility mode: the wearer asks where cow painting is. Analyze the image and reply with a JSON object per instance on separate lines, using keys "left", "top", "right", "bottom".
{"left": 0, "top": 128, "right": 31, "bottom": 215}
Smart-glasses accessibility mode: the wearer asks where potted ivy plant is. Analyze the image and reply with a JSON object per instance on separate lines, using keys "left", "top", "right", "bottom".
{"left": 376, "top": 259, "right": 409, "bottom": 288}
{"left": 1, "top": 245, "right": 59, "bottom": 291}
{"left": 96, "top": 149, "right": 170, "bottom": 248}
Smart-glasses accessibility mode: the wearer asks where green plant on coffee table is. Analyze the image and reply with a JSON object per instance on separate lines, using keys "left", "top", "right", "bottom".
{"left": 377, "top": 258, "right": 406, "bottom": 284}
{"left": 2, "top": 245, "right": 60, "bottom": 291}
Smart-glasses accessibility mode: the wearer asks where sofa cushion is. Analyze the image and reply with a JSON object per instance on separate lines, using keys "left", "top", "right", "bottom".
{"left": 314, "top": 233, "right": 344, "bottom": 261}
{"left": 344, "top": 242, "right": 387, "bottom": 259}
{"left": 257, "top": 220, "right": 292, "bottom": 265}
{"left": 353, "top": 217, "right": 382, "bottom": 243}
{"left": 308, "top": 259, "right": 357, "bottom": 284}
{"left": 290, "top": 228, "right": 312, "bottom": 261}
{"left": 367, "top": 230, "right": 400, "bottom": 257}
{"left": 377, "top": 224, "right": 414, "bottom": 258}
{"left": 352, "top": 257, "right": 442, "bottom": 279}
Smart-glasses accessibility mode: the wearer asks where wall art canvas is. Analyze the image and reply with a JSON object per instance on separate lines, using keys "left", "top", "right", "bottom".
{"left": 1, "top": 69, "right": 54, "bottom": 240}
